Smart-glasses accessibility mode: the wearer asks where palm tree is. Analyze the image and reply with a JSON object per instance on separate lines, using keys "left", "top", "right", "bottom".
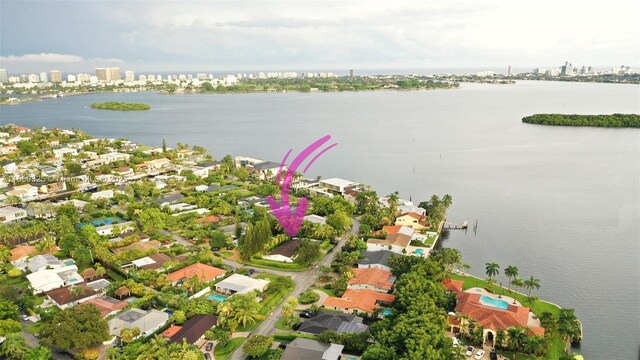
{"left": 70, "top": 285, "right": 85, "bottom": 297}
{"left": 524, "top": 335, "right": 545, "bottom": 357}
{"left": 524, "top": 276, "right": 541, "bottom": 297}
{"left": 511, "top": 277, "right": 525, "bottom": 304}
{"left": 485, "top": 262, "right": 500, "bottom": 285}
{"left": 557, "top": 308, "right": 581, "bottom": 353}
{"left": 442, "top": 194, "right": 453, "bottom": 208}
{"left": 507, "top": 326, "right": 528, "bottom": 360}
{"left": 0, "top": 333, "right": 27, "bottom": 360}
{"left": 387, "top": 191, "right": 400, "bottom": 215}
{"left": 495, "top": 329, "right": 506, "bottom": 349}
{"left": 282, "top": 297, "right": 298, "bottom": 325}
{"left": 35, "top": 237, "right": 56, "bottom": 253}
{"left": 504, "top": 265, "right": 519, "bottom": 291}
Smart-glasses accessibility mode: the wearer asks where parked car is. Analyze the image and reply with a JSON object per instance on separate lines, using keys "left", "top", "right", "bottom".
{"left": 204, "top": 353, "right": 211, "bottom": 360}
{"left": 299, "top": 310, "right": 314, "bottom": 318}
{"left": 489, "top": 352, "right": 498, "bottom": 360}
{"left": 474, "top": 350, "right": 485, "bottom": 359}
{"left": 465, "top": 346, "right": 474, "bottom": 356}
{"left": 247, "top": 269, "right": 255, "bottom": 276}
{"left": 205, "top": 342, "right": 213, "bottom": 351}
{"left": 278, "top": 343, "right": 287, "bottom": 350}
{"left": 292, "top": 322, "right": 303, "bottom": 331}
{"left": 451, "top": 336, "right": 459, "bottom": 347}
{"left": 21, "top": 314, "right": 29, "bottom": 320}
{"left": 212, "top": 247, "right": 221, "bottom": 251}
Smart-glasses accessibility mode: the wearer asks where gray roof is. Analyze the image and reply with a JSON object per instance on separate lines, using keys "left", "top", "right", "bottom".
{"left": 281, "top": 338, "right": 344, "bottom": 360}
{"left": 252, "top": 161, "right": 281, "bottom": 171}
{"left": 26, "top": 254, "right": 62, "bottom": 272}
{"left": 86, "top": 279, "right": 111, "bottom": 291}
{"left": 194, "top": 160, "right": 221, "bottom": 168}
{"left": 297, "top": 310, "right": 368, "bottom": 335}
{"left": 156, "top": 193, "right": 184, "bottom": 205}
{"left": 357, "top": 250, "right": 395, "bottom": 268}
{"left": 108, "top": 308, "right": 169, "bottom": 336}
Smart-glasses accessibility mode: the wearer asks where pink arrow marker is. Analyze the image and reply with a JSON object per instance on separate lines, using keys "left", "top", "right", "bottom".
{"left": 267, "top": 135, "right": 337, "bottom": 237}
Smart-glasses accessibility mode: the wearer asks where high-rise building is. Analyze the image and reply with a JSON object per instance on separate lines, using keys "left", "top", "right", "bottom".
{"left": 67, "top": 74, "right": 77, "bottom": 82}
{"left": 28, "top": 74, "right": 39, "bottom": 83}
{"left": 20, "top": 74, "right": 29, "bottom": 83}
{"left": 50, "top": 70, "right": 62, "bottom": 83}
{"left": 39, "top": 72, "right": 48, "bottom": 82}
{"left": 125, "top": 71, "right": 135, "bottom": 81}
{"left": 560, "top": 61, "right": 573, "bottom": 75}
{"left": 350, "top": 69, "right": 355, "bottom": 77}
{"left": 0, "top": 69, "right": 8, "bottom": 83}
{"left": 507, "top": 65, "right": 513, "bottom": 76}
{"left": 95, "top": 67, "right": 121, "bottom": 82}
{"left": 109, "top": 68, "right": 121, "bottom": 81}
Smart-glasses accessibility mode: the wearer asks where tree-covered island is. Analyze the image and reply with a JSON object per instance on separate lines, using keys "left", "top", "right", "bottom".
{"left": 522, "top": 113, "right": 640, "bottom": 128}
{"left": 90, "top": 102, "right": 151, "bottom": 111}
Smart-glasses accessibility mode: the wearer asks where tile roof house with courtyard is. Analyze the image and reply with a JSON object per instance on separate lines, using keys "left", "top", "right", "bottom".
{"left": 215, "top": 274, "right": 270, "bottom": 295}
{"left": 323, "top": 289, "right": 395, "bottom": 314}
{"left": 297, "top": 310, "right": 368, "bottom": 335}
{"left": 372, "top": 225, "right": 415, "bottom": 237}
{"left": 161, "top": 325, "right": 183, "bottom": 338}
{"left": 366, "top": 233, "right": 411, "bottom": 254}
{"left": 108, "top": 308, "right": 170, "bottom": 338}
{"left": 168, "top": 314, "right": 218, "bottom": 345}
{"left": 262, "top": 239, "right": 300, "bottom": 263}
{"left": 84, "top": 296, "right": 129, "bottom": 318}
{"left": 112, "top": 240, "right": 161, "bottom": 254}
{"left": 395, "top": 212, "right": 429, "bottom": 230}
{"left": 347, "top": 268, "right": 396, "bottom": 293}
{"left": 45, "top": 284, "right": 100, "bottom": 309}
{"left": 357, "top": 250, "right": 395, "bottom": 272}
{"left": 454, "top": 291, "right": 545, "bottom": 346}
{"left": 281, "top": 338, "right": 344, "bottom": 360}
{"left": 166, "top": 262, "right": 226, "bottom": 285}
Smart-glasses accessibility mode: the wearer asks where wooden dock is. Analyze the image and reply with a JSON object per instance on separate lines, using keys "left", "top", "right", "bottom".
{"left": 443, "top": 219, "right": 468, "bottom": 229}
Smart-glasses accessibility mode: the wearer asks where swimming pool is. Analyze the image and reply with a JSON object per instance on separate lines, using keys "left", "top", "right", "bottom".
{"left": 64, "top": 260, "right": 75, "bottom": 266}
{"left": 207, "top": 294, "right": 229, "bottom": 302}
{"left": 414, "top": 249, "right": 424, "bottom": 255}
{"left": 480, "top": 295, "right": 509, "bottom": 310}
{"left": 382, "top": 308, "right": 392, "bottom": 317}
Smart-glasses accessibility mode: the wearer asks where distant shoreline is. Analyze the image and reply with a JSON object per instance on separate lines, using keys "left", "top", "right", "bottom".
{"left": 522, "top": 113, "right": 640, "bottom": 128}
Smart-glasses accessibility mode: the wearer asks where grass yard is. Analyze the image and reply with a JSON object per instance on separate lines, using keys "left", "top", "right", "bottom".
{"left": 214, "top": 337, "right": 245, "bottom": 360}
{"left": 107, "top": 270, "right": 125, "bottom": 281}
{"left": 245, "top": 257, "right": 309, "bottom": 271}
{"left": 275, "top": 315, "right": 295, "bottom": 331}
{"left": 312, "top": 285, "right": 339, "bottom": 297}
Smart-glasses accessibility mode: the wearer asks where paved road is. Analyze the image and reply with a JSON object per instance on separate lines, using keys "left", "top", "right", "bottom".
{"left": 157, "top": 229, "right": 193, "bottom": 247}
{"left": 227, "top": 219, "right": 359, "bottom": 360}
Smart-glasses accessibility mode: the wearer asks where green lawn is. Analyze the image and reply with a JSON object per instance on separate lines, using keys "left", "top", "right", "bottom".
{"left": 25, "top": 322, "right": 43, "bottom": 335}
{"left": 236, "top": 273, "right": 295, "bottom": 332}
{"left": 107, "top": 270, "right": 125, "bottom": 281}
{"left": 275, "top": 316, "right": 295, "bottom": 331}
{"left": 274, "top": 332, "right": 317, "bottom": 342}
{"left": 217, "top": 250, "right": 234, "bottom": 258}
{"left": 214, "top": 337, "right": 245, "bottom": 360}
{"left": 452, "top": 273, "right": 568, "bottom": 360}
{"left": 312, "top": 285, "right": 338, "bottom": 297}
{"left": 245, "top": 258, "right": 309, "bottom": 271}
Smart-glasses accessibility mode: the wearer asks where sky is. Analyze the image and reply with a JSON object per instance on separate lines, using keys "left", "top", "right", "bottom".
{"left": 1, "top": 0, "right": 639, "bottom": 74}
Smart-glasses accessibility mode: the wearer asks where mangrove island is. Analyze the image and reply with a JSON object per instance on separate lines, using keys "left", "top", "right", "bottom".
{"left": 90, "top": 101, "right": 151, "bottom": 111}
{"left": 522, "top": 113, "right": 640, "bottom": 128}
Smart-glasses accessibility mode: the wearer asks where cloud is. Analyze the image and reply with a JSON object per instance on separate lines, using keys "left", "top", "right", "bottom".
{"left": 0, "top": 53, "right": 83, "bottom": 63}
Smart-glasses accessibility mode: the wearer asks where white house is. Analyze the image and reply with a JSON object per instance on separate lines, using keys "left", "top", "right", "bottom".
{"left": 6, "top": 184, "right": 39, "bottom": 200}
{"left": 108, "top": 309, "right": 169, "bottom": 339}
{"left": 26, "top": 265, "right": 84, "bottom": 294}
{"left": 0, "top": 206, "right": 27, "bottom": 223}
{"left": 366, "top": 234, "right": 411, "bottom": 255}
{"left": 215, "top": 274, "right": 270, "bottom": 295}
{"left": 94, "top": 221, "right": 134, "bottom": 236}
{"left": 90, "top": 189, "right": 114, "bottom": 200}
{"left": 53, "top": 147, "right": 78, "bottom": 157}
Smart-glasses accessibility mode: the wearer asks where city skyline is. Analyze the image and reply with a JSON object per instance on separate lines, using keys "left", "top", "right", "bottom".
{"left": 1, "top": 0, "right": 639, "bottom": 73}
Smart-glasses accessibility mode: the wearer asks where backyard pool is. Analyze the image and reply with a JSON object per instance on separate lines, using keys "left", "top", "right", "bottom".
{"left": 382, "top": 308, "right": 392, "bottom": 317}
{"left": 64, "top": 260, "right": 75, "bottom": 266}
{"left": 480, "top": 295, "right": 509, "bottom": 310}
{"left": 207, "top": 294, "right": 229, "bottom": 302}
{"left": 414, "top": 249, "right": 424, "bottom": 255}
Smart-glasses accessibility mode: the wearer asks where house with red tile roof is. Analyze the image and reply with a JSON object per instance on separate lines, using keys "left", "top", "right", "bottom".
{"left": 371, "top": 225, "right": 415, "bottom": 237}
{"left": 161, "top": 325, "right": 183, "bottom": 338}
{"left": 195, "top": 215, "right": 220, "bottom": 224}
{"left": 348, "top": 268, "right": 395, "bottom": 293}
{"left": 323, "top": 289, "right": 395, "bottom": 314}
{"left": 443, "top": 278, "right": 464, "bottom": 293}
{"left": 454, "top": 291, "right": 545, "bottom": 346}
{"left": 10, "top": 245, "right": 36, "bottom": 264}
{"left": 84, "top": 296, "right": 129, "bottom": 318}
{"left": 366, "top": 233, "right": 411, "bottom": 254}
{"left": 166, "top": 262, "right": 226, "bottom": 285}
{"left": 45, "top": 284, "right": 100, "bottom": 310}
{"left": 394, "top": 212, "right": 429, "bottom": 230}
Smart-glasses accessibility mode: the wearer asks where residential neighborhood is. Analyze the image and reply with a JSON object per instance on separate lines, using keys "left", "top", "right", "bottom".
{"left": 0, "top": 124, "right": 573, "bottom": 360}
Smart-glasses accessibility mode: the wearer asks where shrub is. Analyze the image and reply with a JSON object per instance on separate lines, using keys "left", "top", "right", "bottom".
{"left": 298, "top": 291, "right": 320, "bottom": 305}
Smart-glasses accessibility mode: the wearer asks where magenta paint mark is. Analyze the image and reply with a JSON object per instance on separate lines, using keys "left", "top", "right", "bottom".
{"left": 268, "top": 135, "right": 337, "bottom": 236}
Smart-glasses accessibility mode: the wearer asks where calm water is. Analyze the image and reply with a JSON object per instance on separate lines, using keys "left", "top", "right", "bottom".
{"left": 1, "top": 81, "right": 638, "bottom": 359}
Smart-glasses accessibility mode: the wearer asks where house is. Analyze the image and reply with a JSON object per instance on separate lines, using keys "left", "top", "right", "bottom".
{"left": 85, "top": 278, "right": 112, "bottom": 293}
{"left": 84, "top": 296, "right": 129, "bottom": 318}
{"left": 443, "top": 278, "right": 464, "bottom": 293}
{"left": 26, "top": 265, "right": 84, "bottom": 294}
{"left": 195, "top": 215, "right": 220, "bottom": 225}
{"left": 147, "top": 158, "right": 171, "bottom": 169}
{"left": 112, "top": 239, "right": 160, "bottom": 254}
{"left": 33, "top": 181, "right": 66, "bottom": 194}
{"left": 108, "top": 308, "right": 170, "bottom": 338}
{"left": 156, "top": 193, "right": 184, "bottom": 207}
{"left": 80, "top": 268, "right": 98, "bottom": 281}
{"left": 160, "top": 325, "right": 183, "bottom": 339}
{"left": 366, "top": 233, "right": 411, "bottom": 254}
{"left": 0, "top": 206, "right": 27, "bottom": 223}
{"left": 53, "top": 147, "right": 78, "bottom": 158}
{"left": 193, "top": 160, "right": 221, "bottom": 171}
{"left": 131, "top": 253, "right": 172, "bottom": 271}
{"left": 395, "top": 212, "right": 429, "bottom": 230}
{"left": 182, "top": 166, "right": 209, "bottom": 178}
{"left": 454, "top": 291, "right": 545, "bottom": 346}
{"left": 114, "top": 286, "right": 131, "bottom": 299}
{"left": 7, "top": 184, "right": 39, "bottom": 200}
{"left": 168, "top": 314, "right": 218, "bottom": 345}
{"left": 281, "top": 338, "right": 344, "bottom": 360}
{"left": 95, "top": 221, "right": 135, "bottom": 236}
{"left": 262, "top": 239, "right": 300, "bottom": 263}
{"left": 194, "top": 184, "right": 208, "bottom": 192}
{"left": 219, "top": 223, "right": 247, "bottom": 239}
{"left": 347, "top": 268, "right": 396, "bottom": 293}
{"left": 0, "top": 160, "right": 17, "bottom": 174}
{"left": 40, "top": 166, "right": 60, "bottom": 179}
{"left": 45, "top": 284, "right": 100, "bottom": 309}
{"left": 90, "top": 189, "right": 114, "bottom": 200}
{"left": 215, "top": 274, "right": 270, "bottom": 295}
{"left": 251, "top": 161, "right": 284, "bottom": 180}
{"left": 13, "top": 125, "right": 31, "bottom": 133}
{"left": 113, "top": 167, "right": 134, "bottom": 177}
{"left": 323, "top": 289, "right": 395, "bottom": 314}
{"left": 296, "top": 310, "right": 368, "bottom": 335}
{"left": 166, "top": 263, "right": 226, "bottom": 285}
{"left": 0, "top": 144, "right": 18, "bottom": 155}
{"left": 357, "top": 250, "right": 395, "bottom": 272}
{"left": 318, "top": 178, "right": 358, "bottom": 196}
{"left": 372, "top": 225, "right": 415, "bottom": 237}
{"left": 53, "top": 199, "right": 88, "bottom": 211}
{"left": 234, "top": 156, "right": 264, "bottom": 168}
{"left": 98, "top": 152, "right": 131, "bottom": 164}
{"left": 16, "top": 254, "right": 63, "bottom": 272}
{"left": 9, "top": 245, "right": 36, "bottom": 264}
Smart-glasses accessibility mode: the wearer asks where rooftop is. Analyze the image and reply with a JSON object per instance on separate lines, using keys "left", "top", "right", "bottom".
{"left": 166, "top": 262, "right": 226, "bottom": 283}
